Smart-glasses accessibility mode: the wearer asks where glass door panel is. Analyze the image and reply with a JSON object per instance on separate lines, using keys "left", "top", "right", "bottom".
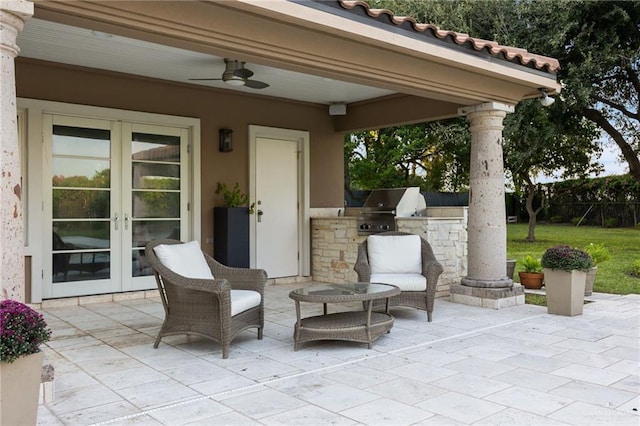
{"left": 47, "top": 116, "right": 119, "bottom": 297}
{"left": 52, "top": 221, "right": 111, "bottom": 282}
{"left": 124, "top": 124, "right": 187, "bottom": 290}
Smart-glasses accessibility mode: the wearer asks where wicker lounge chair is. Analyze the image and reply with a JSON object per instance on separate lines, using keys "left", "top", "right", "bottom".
{"left": 354, "top": 231, "right": 443, "bottom": 321}
{"left": 146, "top": 239, "right": 267, "bottom": 358}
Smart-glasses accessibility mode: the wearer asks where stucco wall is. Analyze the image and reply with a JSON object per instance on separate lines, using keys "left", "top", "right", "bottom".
{"left": 15, "top": 58, "right": 345, "bottom": 254}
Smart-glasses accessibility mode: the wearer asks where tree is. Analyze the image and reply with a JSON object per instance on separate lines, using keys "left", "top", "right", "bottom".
{"left": 420, "top": 118, "right": 471, "bottom": 192}
{"left": 371, "top": 0, "right": 629, "bottom": 241}
{"left": 346, "top": 127, "right": 430, "bottom": 191}
{"left": 345, "top": 119, "right": 471, "bottom": 193}
{"left": 504, "top": 99, "right": 600, "bottom": 241}
{"left": 551, "top": 1, "right": 640, "bottom": 183}
{"left": 378, "top": 0, "right": 640, "bottom": 182}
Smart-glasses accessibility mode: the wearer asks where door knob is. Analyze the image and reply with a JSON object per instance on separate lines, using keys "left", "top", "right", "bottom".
{"left": 257, "top": 209, "right": 263, "bottom": 222}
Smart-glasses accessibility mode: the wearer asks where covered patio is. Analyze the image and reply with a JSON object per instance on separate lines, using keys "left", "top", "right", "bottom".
{"left": 3, "top": 0, "right": 562, "bottom": 305}
{"left": 36, "top": 285, "right": 639, "bottom": 425}
{"left": 1, "top": 2, "right": 637, "bottom": 423}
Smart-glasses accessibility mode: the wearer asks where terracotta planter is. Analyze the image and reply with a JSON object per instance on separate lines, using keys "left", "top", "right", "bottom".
{"left": 0, "top": 351, "right": 43, "bottom": 426}
{"left": 543, "top": 268, "right": 586, "bottom": 316}
{"left": 585, "top": 266, "right": 597, "bottom": 296}
{"left": 518, "top": 271, "right": 544, "bottom": 289}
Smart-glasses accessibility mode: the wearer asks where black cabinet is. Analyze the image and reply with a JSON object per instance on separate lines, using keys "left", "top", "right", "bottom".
{"left": 213, "top": 207, "right": 249, "bottom": 267}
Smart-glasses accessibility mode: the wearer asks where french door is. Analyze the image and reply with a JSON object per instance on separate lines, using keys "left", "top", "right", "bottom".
{"left": 44, "top": 114, "right": 189, "bottom": 298}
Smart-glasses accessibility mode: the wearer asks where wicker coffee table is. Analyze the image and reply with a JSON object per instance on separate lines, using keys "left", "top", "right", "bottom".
{"left": 289, "top": 283, "right": 401, "bottom": 350}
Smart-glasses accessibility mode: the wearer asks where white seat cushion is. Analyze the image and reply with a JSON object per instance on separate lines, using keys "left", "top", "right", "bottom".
{"left": 231, "top": 290, "right": 261, "bottom": 316}
{"left": 153, "top": 242, "right": 259, "bottom": 316}
{"left": 370, "top": 273, "right": 426, "bottom": 292}
{"left": 153, "top": 241, "right": 214, "bottom": 279}
{"left": 367, "top": 234, "right": 422, "bottom": 274}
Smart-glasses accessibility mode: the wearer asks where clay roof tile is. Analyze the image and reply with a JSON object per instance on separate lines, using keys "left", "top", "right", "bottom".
{"left": 338, "top": 0, "right": 560, "bottom": 74}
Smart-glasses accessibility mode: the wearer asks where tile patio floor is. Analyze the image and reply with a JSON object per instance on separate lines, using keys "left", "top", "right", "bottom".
{"left": 36, "top": 284, "right": 639, "bottom": 425}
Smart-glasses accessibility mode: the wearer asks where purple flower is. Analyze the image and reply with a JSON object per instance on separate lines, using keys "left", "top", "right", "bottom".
{"left": 1, "top": 299, "right": 51, "bottom": 363}
{"left": 541, "top": 245, "right": 593, "bottom": 272}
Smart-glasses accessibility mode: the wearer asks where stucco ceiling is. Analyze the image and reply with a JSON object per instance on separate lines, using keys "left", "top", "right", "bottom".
{"left": 17, "top": 18, "right": 395, "bottom": 106}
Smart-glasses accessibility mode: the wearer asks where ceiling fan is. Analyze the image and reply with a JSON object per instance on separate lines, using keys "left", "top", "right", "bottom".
{"left": 189, "top": 58, "right": 269, "bottom": 89}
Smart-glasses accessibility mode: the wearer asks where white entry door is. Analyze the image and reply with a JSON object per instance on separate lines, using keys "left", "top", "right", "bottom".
{"left": 250, "top": 126, "right": 310, "bottom": 278}
{"left": 43, "top": 114, "right": 189, "bottom": 298}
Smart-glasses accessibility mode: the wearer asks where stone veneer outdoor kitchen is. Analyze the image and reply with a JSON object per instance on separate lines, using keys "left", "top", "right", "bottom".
{"left": 311, "top": 207, "right": 467, "bottom": 298}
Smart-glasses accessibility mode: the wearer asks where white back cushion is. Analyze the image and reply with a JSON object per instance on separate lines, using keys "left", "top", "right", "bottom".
{"left": 368, "top": 234, "right": 422, "bottom": 274}
{"left": 153, "top": 241, "right": 214, "bottom": 279}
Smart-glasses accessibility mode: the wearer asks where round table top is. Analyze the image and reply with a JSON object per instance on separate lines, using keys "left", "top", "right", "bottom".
{"left": 289, "top": 283, "right": 400, "bottom": 303}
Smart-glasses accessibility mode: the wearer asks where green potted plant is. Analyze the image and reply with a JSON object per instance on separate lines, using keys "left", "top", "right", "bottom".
{"left": 214, "top": 182, "right": 251, "bottom": 267}
{"left": 582, "top": 243, "right": 610, "bottom": 296}
{"left": 518, "top": 255, "right": 544, "bottom": 289}
{"left": 1, "top": 300, "right": 52, "bottom": 425}
{"left": 541, "top": 245, "right": 593, "bottom": 316}
{"left": 215, "top": 182, "right": 249, "bottom": 208}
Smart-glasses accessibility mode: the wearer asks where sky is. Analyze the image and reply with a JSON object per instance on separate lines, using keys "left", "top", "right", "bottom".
{"left": 535, "top": 139, "right": 629, "bottom": 184}
{"left": 597, "top": 141, "right": 630, "bottom": 176}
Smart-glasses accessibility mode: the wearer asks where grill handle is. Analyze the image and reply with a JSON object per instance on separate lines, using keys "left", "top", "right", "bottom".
{"left": 359, "top": 210, "right": 396, "bottom": 215}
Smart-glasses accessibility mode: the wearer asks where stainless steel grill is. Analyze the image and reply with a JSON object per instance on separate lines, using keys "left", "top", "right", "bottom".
{"left": 357, "top": 187, "right": 426, "bottom": 235}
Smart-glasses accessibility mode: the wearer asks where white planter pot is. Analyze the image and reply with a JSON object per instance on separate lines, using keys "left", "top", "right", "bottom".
{"left": 543, "top": 268, "right": 586, "bottom": 316}
{"left": 585, "top": 266, "right": 597, "bottom": 296}
{"left": 0, "top": 351, "right": 44, "bottom": 426}
{"left": 506, "top": 259, "right": 516, "bottom": 281}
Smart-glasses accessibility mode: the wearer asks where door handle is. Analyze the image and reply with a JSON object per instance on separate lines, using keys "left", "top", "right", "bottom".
{"left": 257, "top": 209, "right": 263, "bottom": 222}
{"left": 113, "top": 213, "right": 119, "bottom": 230}
{"left": 124, "top": 213, "right": 130, "bottom": 230}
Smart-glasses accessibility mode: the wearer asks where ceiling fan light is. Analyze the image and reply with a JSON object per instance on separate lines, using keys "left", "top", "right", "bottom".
{"left": 224, "top": 77, "right": 245, "bottom": 86}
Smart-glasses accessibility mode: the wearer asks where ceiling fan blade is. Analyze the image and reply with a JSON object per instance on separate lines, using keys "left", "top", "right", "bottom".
{"left": 243, "top": 79, "right": 269, "bottom": 89}
{"left": 189, "top": 59, "right": 268, "bottom": 88}
{"left": 233, "top": 68, "right": 253, "bottom": 79}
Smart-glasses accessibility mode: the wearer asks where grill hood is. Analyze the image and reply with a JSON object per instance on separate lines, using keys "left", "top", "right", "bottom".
{"left": 362, "top": 187, "right": 426, "bottom": 217}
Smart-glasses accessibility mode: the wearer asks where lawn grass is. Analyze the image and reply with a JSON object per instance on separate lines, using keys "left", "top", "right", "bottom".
{"left": 507, "top": 223, "right": 640, "bottom": 295}
{"left": 524, "top": 293, "right": 594, "bottom": 306}
{"left": 524, "top": 293, "right": 547, "bottom": 306}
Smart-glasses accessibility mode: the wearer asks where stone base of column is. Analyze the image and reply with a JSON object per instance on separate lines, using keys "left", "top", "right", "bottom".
{"left": 461, "top": 277, "right": 513, "bottom": 288}
{"left": 450, "top": 283, "right": 525, "bottom": 310}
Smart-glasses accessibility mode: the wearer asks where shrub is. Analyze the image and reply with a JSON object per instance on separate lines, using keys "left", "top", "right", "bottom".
{"left": 519, "top": 255, "right": 542, "bottom": 273}
{"left": 549, "top": 215, "right": 564, "bottom": 223}
{"left": 583, "top": 243, "right": 611, "bottom": 266}
{"left": 571, "top": 217, "right": 582, "bottom": 226}
{"left": 0, "top": 300, "right": 51, "bottom": 363}
{"left": 630, "top": 259, "right": 640, "bottom": 277}
{"left": 604, "top": 218, "right": 618, "bottom": 228}
{"left": 541, "top": 245, "right": 593, "bottom": 272}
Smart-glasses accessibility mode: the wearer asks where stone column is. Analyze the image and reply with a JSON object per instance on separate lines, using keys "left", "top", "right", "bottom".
{"left": 460, "top": 102, "right": 514, "bottom": 287}
{"left": 449, "top": 102, "right": 524, "bottom": 309}
{"left": 1, "top": 0, "right": 33, "bottom": 301}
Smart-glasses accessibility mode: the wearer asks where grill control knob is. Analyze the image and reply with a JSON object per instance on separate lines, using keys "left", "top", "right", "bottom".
{"left": 360, "top": 223, "right": 370, "bottom": 230}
